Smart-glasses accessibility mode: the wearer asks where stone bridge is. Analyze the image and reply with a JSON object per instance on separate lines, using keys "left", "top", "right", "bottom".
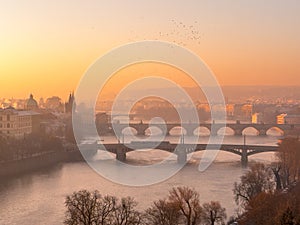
{"left": 110, "top": 123, "right": 297, "bottom": 136}
{"left": 89, "top": 141, "right": 279, "bottom": 167}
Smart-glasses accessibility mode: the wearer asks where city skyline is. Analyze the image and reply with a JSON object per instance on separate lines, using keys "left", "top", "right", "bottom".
{"left": 1, "top": 0, "right": 300, "bottom": 99}
{"left": 2, "top": 84, "right": 300, "bottom": 104}
{"left": 1, "top": 2, "right": 300, "bottom": 224}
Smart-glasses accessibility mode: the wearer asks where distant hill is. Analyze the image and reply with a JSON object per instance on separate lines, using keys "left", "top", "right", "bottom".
{"left": 126, "top": 86, "right": 300, "bottom": 103}
{"left": 220, "top": 86, "right": 300, "bottom": 103}
{"left": 97, "top": 86, "right": 300, "bottom": 104}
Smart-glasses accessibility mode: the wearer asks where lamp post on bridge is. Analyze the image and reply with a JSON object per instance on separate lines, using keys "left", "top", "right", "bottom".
{"left": 242, "top": 134, "right": 248, "bottom": 167}
{"left": 178, "top": 133, "right": 187, "bottom": 164}
{"left": 180, "top": 133, "right": 185, "bottom": 144}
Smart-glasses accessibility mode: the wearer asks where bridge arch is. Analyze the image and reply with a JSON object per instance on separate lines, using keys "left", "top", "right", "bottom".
{"left": 169, "top": 126, "right": 187, "bottom": 136}
{"left": 126, "top": 148, "right": 175, "bottom": 163}
{"left": 193, "top": 126, "right": 211, "bottom": 136}
{"left": 266, "top": 127, "right": 284, "bottom": 136}
{"left": 217, "top": 127, "right": 235, "bottom": 136}
{"left": 242, "top": 127, "right": 259, "bottom": 136}
{"left": 121, "top": 127, "right": 138, "bottom": 135}
{"left": 144, "top": 126, "right": 164, "bottom": 136}
{"left": 192, "top": 148, "right": 242, "bottom": 156}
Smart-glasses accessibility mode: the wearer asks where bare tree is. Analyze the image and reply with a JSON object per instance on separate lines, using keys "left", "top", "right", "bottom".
{"left": 145, "top": 198, "right": 181, "bottom": 225}
{"left": 233, "top": 163, "right": 275, "bottom": 209}
{"left": 97, "top": 195, "right": 117, "bottom": 225}
{"left": 64, "top": 190, "right": 104, "bottom": 225}
{"left": 201, "top": 201, "right": 226, "bottom": 225}
{"left": 270, "top": 162, "right": 282, "bottom": 190}
{"left": 111, "top": 196, "right": 143, "bottom": 225}
{"left": 64, "top": 190, "right": 142, "bottom": 225}
{"left": 277, "top": 137, "right": 300, "bottom": 187}
{"left": 237, "top": 182, "right": 300, "bottom": 225}
{"left": 168, "top": 186, "right": 202, "bottom": 225}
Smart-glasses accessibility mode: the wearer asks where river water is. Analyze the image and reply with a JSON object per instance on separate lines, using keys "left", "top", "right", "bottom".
{"left": 0, "top": 131, "right": 281, "bottom": 225}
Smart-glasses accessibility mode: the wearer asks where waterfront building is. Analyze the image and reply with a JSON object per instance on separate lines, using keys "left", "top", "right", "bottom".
{"left": 277, "top": 113, "right": 287, "bottom": 124}
{"left": 252, "top": 113, "right": 263, "bottom": 124}
{"left": 0, "top": 107, "right": 39, "bottom": 139}
{"left": 277, "top": 113, "right": 300, "bottom": 124}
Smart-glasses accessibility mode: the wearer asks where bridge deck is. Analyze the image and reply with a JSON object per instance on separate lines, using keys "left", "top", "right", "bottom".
{"left": 78, "top": 141, "right": 279, "bottom": 166}
{"left": 95, "top": 142, "right": 278, "bottom": 156}
{"left": 106, "top": 122, "right": 300, "bottom": 136}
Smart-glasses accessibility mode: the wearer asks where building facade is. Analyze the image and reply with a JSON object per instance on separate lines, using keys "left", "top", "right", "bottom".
{"left": 277, "top": 113, "right": 300, "bottom": 124}
{"left": 277, "top": 113, "right": 287, "bottom": 124}
{"left": 252, "top": 113, "right": 263, "bottom": 124}
{"left": 0, "top": 107, "right": 39, "bottom": 139}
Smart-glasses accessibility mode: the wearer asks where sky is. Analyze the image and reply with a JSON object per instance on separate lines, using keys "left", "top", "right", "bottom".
{"left": 1, "top": 0, "right": 300, "bottom": 100}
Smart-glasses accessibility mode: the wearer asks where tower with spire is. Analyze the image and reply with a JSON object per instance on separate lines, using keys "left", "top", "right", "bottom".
{"left": 65, "top": 92, "right": 76, "bottom": 113}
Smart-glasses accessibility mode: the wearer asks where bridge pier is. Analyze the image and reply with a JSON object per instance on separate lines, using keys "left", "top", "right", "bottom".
{"left": 235, "top": 129, "right": 243, "bottom": 136}
{"left": 177, "top": 148, "right": 187, "bottom": 164}
{"left": 259, "top": 129, "right": 267, "bottom": 136}
{"left": 136, "top": 129, "right": 146, "bottom": 136}
{"left": 210, "top": 128, "right": 218, "bottom": 136}
{"left": 116, "top": 149, "right": 126, "bottom": 162}
{"left": 241, "top": 149, "right": 248, "bottom": 168}
{"left": 186, "top": 129, "right": 194, "bottom": 136}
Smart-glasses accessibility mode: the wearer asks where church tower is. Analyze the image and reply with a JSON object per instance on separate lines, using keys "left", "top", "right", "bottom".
{"left": 65, "top": 92, "right": 76, "bottom": 113}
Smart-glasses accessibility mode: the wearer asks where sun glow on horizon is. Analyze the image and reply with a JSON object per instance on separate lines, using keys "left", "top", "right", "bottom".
{"left": 1, "top": 0, "right": 300, "bottom": 99}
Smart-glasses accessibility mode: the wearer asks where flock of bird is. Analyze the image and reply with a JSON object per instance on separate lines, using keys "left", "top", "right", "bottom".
{"left": 128, "top": 19, "right": 203, "bottom": 47}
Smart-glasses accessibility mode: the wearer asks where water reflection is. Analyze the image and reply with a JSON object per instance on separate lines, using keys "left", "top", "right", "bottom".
{"left": 0, "top": 135, "right": 280, "bottom": 225}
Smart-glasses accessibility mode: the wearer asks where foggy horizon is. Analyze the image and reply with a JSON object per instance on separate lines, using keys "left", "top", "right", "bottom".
{"left": 1, "top": 1, "right": 300, "bottom": 224}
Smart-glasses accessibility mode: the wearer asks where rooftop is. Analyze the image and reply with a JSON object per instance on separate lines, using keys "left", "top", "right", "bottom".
{"left": 0, "top": 108, "right": 40, "bottom": 116}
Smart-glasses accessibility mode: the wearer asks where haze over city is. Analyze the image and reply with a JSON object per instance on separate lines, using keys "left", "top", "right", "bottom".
{"left": 1, "top": 1, "right": 300, "bottom": 225}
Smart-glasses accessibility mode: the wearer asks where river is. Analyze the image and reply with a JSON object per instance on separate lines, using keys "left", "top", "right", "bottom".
{"left": 0, "top": 131, "right": 281, "bottom": 225}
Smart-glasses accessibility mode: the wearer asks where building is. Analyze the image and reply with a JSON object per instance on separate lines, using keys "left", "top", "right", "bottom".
{"left": 95, "top": 112, "right": 112, "bottom": 135}
{"left": 234, "top": 104, "right": 253, "bottom": 121}
{"left": 0, "top": 107, "right": 39, "bottom": 139}
{"left": 39, "top": 113, "right": 64, "bottom": 137}
{"left": 25, "top": 94, "right": 38, "bottom": 111}
{"left": 252, "top": 113, "right": 263, "bottom": 124}
{"left": 277, "top": 113, "right": 287, "bottom": 124}
{"left": 226, "top": 104, "right": 235, "bottom": 118}
{"left": 285, "top": 115, "right": 300, "bottom": 124}
{"left": 65, "top": 92, "right": 76, "bottom": 113}
{"left": 277, "top": 113, "right": 300, "bottom": 124}
{"left": 45, "top": 96, "right": 64, "bottom": 112}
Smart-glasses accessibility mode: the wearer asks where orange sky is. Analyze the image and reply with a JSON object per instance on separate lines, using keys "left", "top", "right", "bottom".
{"left": 98, "top": 62, "right": 199, "bottom": 101}
{"left": 1, "top": 1, "right": 300, "bottom": 100}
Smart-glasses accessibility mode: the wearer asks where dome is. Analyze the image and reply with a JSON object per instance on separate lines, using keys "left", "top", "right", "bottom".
{"left": 26, "top": 94, "right": 38, "bottom": 110}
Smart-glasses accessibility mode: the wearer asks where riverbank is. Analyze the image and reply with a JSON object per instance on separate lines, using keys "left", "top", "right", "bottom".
{"left": 0, "top": 154, "right": 249, "bottom": 224}
{"left": 0, "top": 150, "right": 87, "bottom": 179}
